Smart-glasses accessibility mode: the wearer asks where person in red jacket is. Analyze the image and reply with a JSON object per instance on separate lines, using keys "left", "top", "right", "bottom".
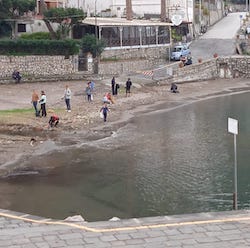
{"left": 49, "top": 114, "right": 59, "bottom": 128}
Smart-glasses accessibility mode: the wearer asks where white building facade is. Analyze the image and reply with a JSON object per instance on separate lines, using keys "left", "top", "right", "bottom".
{"left": 36, "top": 0, "right": 223, "bottom": 27}
{"left": 65, "top": 0, "right": 194, "bottom": 23}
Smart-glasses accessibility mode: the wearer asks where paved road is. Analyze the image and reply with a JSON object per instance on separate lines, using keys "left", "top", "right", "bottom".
{"left": 190, "top": 12, "right": 246, "bottom": 63}
{"left": 1, "top": 209, "right": 250, "bottom": 247}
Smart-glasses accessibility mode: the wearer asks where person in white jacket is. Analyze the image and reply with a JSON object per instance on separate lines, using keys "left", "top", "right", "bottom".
{"left": 62, "top": 85, "right": 71, "bottom": 112}
{"left": 39, "top": 91, "right": 47, "bottom": 117}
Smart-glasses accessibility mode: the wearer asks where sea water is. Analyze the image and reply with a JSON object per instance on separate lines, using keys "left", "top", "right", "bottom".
{"left": 1, "top": 92, "right": 250, "bottom": 221}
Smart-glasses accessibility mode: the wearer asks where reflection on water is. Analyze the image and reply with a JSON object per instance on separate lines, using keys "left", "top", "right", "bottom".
{"left": 1, "top": 92, "right": 250, "bottom": 221}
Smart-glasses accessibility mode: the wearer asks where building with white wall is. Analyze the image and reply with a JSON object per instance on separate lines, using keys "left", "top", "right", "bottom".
{"left": 36, "top": 0, "right": 224, "bottom": 26}
{"left": 66, "top": 0, "right": 194, "bottom": 22}
{"left": 36, "top": 0, "right": 196, "bottom": 23}
{"left": 32, "top": 0, "right": 224, "bottom": 40}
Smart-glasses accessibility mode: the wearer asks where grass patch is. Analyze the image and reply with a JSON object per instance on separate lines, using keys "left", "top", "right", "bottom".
{"left": 0, "top": 108, "right": 64, "bottom": 115}
{"left": 0, "top": 107, "right": 64, "bottom": 125}
{"left": 0, "top": 108, "right": 33, "bottom": 115}
{"left": 0, "top": 108, "right": 34, "bottom": 124}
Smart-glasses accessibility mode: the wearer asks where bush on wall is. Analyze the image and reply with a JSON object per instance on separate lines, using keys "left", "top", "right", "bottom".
{"left": 20, "top": 32, "right": 51, "bottom": 40}
{"left": 0, "top": 39, "right": 79, "bottom": 55}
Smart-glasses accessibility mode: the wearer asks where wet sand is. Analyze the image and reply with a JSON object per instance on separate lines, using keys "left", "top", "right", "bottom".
{"left": 1, "top": 77, "right": 250, "bottom": 177}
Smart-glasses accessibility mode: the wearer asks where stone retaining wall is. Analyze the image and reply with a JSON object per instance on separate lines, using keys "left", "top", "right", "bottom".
{"left": 172, "top": 56, "right": 250, "bottom": 83}
{"left": 98, "top": 58, "right": 167, "bottom": 76}
{"left": 101, "top": 46, "right": 170, "bottom": 60}
{"left": 216, "top": 56, "right": 250, "bottom": 78}
{"left": 98, "top": 46, "right": 170, "bottom": 76}
{"left": 1, "top": 53, "right": 250, "bottom": 84}
{"left": 0, "top": 55, "right": 78, "bottom": 79}
{"left": 173, "top": 59, "right": 218, "bottom": 83}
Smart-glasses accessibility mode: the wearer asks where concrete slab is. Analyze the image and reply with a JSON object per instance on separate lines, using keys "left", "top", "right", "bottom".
{"left": 0, "top": 209, "right": 250, "bottom": 247}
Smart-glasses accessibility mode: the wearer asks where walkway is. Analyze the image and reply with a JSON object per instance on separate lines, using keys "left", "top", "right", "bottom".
{"left": 0, "top": 209, "right": 250, "bottom": 247}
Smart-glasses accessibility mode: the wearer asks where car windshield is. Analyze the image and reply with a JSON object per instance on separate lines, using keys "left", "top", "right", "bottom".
{"left": 174, "top": 47, "right": 182, "bottom": 52}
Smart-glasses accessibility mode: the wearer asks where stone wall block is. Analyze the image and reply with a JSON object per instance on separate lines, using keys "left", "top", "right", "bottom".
{"left": 0, "top": 55, "right": 77, "bottom": 79}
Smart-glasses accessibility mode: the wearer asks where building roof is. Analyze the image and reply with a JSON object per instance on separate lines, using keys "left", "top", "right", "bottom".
{"left": 82, "top": 17, "right": 173, "bottom": 27}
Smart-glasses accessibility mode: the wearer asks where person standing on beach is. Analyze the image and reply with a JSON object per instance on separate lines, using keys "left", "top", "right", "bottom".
{"left": 39, "top": 90, "right": 47, "bottom": 117}
{"left": 126, "top": 78, "right": 132, "bottom": 97}
{"left": 111, "top": 77, "right": 116, "bottom": 95}
{"left": 100, "top": 103, "right": 110, "bottom": 122}
{"left": 62, "top": 85, "right": 71, "bottom": 112}
{"left": 31, "top": 90, "right": 39, "bottom": 117}
{"left": 85, "top": 82, "right": 92, "bottom": 102}
{"left": 115, "top": 82, "right": 120, "bottom": 95}
{"left": 90, "top": 81, "right": 95, "bottom": 100}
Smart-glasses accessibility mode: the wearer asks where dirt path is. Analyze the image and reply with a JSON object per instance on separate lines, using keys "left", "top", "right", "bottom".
{"left": 1, "top": 77, "right": 250, "bottom": 177}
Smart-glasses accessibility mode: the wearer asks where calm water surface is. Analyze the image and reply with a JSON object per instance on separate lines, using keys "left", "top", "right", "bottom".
{"left": 1, "top": 92, "right": 250, "bottom": 221}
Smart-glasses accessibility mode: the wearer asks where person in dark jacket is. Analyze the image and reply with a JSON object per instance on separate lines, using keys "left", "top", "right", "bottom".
{"left": 126, "top": 78, "right": 132, "bottom": 97}
{"left": 12, "top": 70, "right": 22, "bottom": 83}
{"left": 100, "top": 103, "right": 110, "bottom": 122}
{"left": 115, "top": 83, "right": 120, "bottom": 95}
{"left": 111, "top": 77, "right": 116, "bottom": 95}
{"left": 170, "top": 83, "right": 178, "bottom": 93}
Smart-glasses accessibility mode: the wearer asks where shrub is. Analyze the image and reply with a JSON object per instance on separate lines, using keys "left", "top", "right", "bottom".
{"left": 20, "top": 32, "right": 51, "bottom": 40}
{"left": 81, "top": 34, "right": 106, "bottom": 57}
{"left": 0, "top": 39, "right": 79, "bottom": 55}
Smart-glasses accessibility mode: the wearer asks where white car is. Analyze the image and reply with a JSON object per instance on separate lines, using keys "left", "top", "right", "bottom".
{"left": 170, "top": 44, "right": 191, "bottom": 61}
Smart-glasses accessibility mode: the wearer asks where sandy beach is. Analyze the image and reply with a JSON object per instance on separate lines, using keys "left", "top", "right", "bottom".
{"left": 1, "top": 76, "right": 250, "bottom": 177}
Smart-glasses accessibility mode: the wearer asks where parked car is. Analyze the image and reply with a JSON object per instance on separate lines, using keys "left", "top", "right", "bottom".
{"left": 170, "top": 44, "right": 190, "bottom": 61}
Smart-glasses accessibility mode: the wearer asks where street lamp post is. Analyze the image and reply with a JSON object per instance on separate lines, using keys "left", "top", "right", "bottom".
{"left": 208, "top": 0, "right": 210, "bottom": 25}
{"left": 199, "top": 0, "right": 202, "bottom": 26}
{"left": 94, "top": 0, "right": 98, "bottom": 74}
{"left": 95, "top": 0, "right": 97, "bottom": 43}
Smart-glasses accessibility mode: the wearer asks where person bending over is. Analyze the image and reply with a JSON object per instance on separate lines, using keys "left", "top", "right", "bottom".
{"left": 49, "top": 115, "right": 59, "bottom": 128}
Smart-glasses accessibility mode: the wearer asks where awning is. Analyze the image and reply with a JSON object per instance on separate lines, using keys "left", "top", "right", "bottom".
{"left": 82, "top": 17, "right": 173, "bottom": 27}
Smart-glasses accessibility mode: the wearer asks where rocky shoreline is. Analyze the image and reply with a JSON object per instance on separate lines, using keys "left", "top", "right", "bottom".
{"left": 0, "top": 77, "right": 250, "bottom": 177}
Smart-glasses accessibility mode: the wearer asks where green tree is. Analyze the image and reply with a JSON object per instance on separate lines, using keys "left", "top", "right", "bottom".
{"left": 0, "top": 0, "right": 36, "bottom": 19}
{"left": 81, "top": 34, "right": 106, "bottom": 74}
{"left": 0, "top": 0, "right": 36, "bottom": 38}
{"left": 81, "top": 34, "right": 106, "bottom": 58}
{"left": 43, "top": 7, "right": 86, "bottom": 39}
{"left": 0, "top": 21, "right": 11, "bottom": 38}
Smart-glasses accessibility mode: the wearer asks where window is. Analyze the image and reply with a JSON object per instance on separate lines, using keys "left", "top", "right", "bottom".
{"left": 18, "top": 24, "right": 26, "bottom": 33}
